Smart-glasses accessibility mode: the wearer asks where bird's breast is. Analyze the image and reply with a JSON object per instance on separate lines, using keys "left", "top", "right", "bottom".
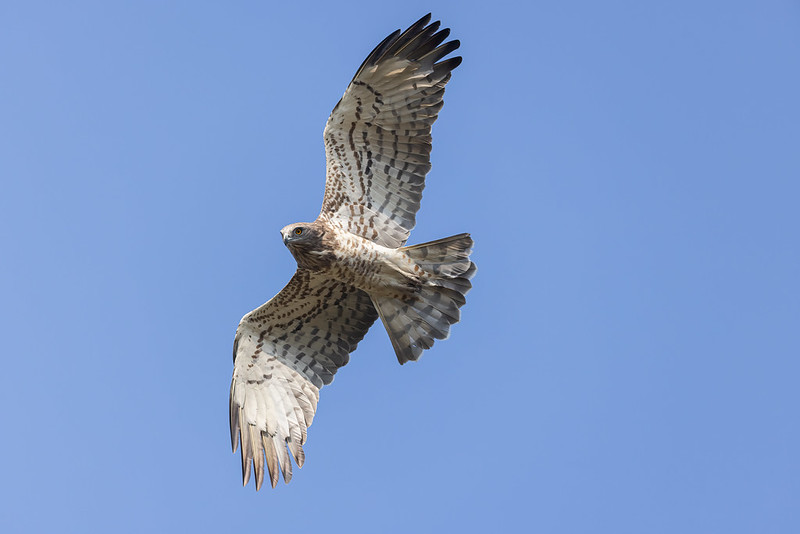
{"left": 327, "top": 231, "right": 420, "bottom": 297}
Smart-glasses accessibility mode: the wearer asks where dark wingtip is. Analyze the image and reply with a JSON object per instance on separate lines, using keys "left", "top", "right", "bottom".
{"left": 352, "top": 14, "right": 459, "bottom": 80}
{"left": 443, "top": 56, "right": 463, "bottom": 71}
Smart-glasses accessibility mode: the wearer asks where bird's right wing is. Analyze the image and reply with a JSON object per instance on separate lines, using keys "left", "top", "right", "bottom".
{"left": 230, "top": 269, "right": 378, "bottom": 489}
{"left": 319, "top": 14, "right": 461, "bottom": 248}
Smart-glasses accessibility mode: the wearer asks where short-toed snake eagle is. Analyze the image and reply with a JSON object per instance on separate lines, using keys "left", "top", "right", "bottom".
{"left": 230, "top": 13, "right": 475, "bottom": 489}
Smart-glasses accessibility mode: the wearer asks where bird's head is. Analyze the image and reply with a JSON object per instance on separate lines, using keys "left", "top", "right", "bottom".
{"left": 280, "top": 222, "right": 320, "bottom": 247}
{"left": 280, "top": 221, "right": 333, "bottom": 270}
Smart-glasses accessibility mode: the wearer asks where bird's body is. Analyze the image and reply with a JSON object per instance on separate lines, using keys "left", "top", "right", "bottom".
{"left": 230, "top": 14, "right": 475, "bottom": 490}
{"left": 282, "top": 221, "right": 426, "bottom": 299}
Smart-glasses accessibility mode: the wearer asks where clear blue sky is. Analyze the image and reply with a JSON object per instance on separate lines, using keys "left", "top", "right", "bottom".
{"left": 1, "top": 1, "right": 798, "bottom": 532}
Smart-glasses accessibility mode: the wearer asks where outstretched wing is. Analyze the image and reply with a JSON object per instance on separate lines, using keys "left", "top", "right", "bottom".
{"left": 320, "top": 14, "right": 461, "bottom": 248}
{"left": 230, "top": 269, "right": 378, "bottom": 489}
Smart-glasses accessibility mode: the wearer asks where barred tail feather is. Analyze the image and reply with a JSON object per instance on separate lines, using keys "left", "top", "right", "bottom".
{"left": 373, "top": 233, "right": 476, "bottom": 364}
{"left": 400, "top": 233, "right": 474, "bottom": 277}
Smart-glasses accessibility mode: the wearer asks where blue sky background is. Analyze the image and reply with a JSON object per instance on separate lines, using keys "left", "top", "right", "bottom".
{"left": 2, "top": 1, "right": 799, "bottom": 532}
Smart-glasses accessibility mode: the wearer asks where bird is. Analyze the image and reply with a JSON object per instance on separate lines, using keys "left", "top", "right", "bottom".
{"left": 229, "top": 13, "right": 476, "bottom": 490}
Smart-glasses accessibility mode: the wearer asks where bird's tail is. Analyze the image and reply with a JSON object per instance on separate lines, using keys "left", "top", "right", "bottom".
{"left": 371, "top": 233, "right": 476, "bottom": 364}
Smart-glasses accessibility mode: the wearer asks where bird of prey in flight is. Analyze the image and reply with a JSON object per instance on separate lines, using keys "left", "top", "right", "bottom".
{"left": 230, "top": 13, "right": 476, "bottom": 489}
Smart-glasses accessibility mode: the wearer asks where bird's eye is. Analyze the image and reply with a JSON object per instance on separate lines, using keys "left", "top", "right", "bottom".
{"left": 294, "top": 227, "right": 303, "bottom": 236}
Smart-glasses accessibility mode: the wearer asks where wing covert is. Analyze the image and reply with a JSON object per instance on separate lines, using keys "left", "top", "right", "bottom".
{"left": 229, "top": 269, "right": 378, "bottom": 489}
{"left": 320, "top": 14, "right": 461, "bottom": 248}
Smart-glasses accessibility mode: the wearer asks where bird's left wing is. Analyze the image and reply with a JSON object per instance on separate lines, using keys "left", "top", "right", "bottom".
{"left": 319, "top": 14, "right": 461, "bottom": 248}
{"left": 230, "top": 269, "right": 378, "bottom": 489}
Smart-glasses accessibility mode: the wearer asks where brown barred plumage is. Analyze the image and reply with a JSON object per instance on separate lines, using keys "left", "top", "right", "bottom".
{"left": 230, "top": 14, "right": 475, "bottom": 490}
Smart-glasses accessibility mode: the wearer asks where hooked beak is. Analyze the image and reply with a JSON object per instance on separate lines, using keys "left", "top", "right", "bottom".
{"left": 281, "top": 231, "right": 289, "bottom": 245}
